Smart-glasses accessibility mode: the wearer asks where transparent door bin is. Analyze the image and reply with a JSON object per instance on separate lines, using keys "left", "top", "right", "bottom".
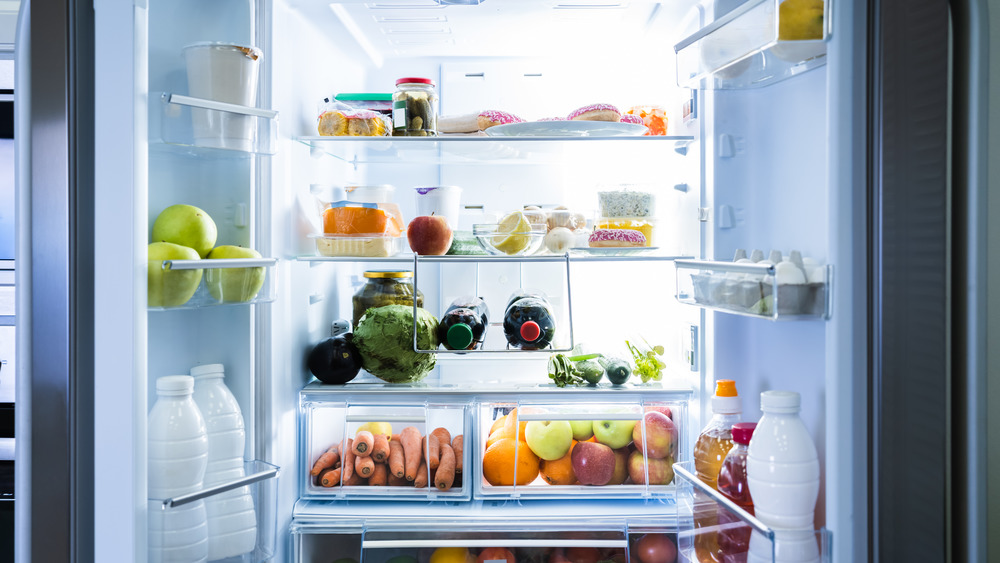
{"left": 674, "top": 0, "right": 830, "bottom": 89}
{"left": 149, "top": 460, "right": 279, "bottom": 563}
{"left": 148, "top": 257, "right": 278, "bottom": 310}
{"left": 475, "top": 399, "right": 687, "bottom": 500}
{"left": 299, "top": 396, "right": 471, "bottom": 501}
{"left": 674, "top": 260, "right": 831, "bottom": 320}
{"left": 672, "top": 461, "right": 831, "bottom": 563}
{"left": 158, "top": 93, "right": 278, "bottom": 155}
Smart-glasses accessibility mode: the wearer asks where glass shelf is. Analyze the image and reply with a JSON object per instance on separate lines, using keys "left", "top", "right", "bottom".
{"left": 674, "top": 0, "right": 830, "bottom": 89}
{"left": 148, "top": 257, "right": 278, "bottom": 311}
{"left": 295, "top": 135, "right": 695, "bottom": 165}
{"left": 297, "top": 252, "right": 693, "bottom": 264}
{"left": 156, "top": 93, "right": 278, "bottom": 155}
{"left": 674, "top": 259, "right": 831, "bottom": 320}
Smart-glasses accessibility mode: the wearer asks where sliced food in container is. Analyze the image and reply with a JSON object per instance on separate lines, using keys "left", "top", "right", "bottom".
{"left": 313, "top": 201, "right": 405, "bottom": 257}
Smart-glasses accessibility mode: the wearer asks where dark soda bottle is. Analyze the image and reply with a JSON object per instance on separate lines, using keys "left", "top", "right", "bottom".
{"left": 717, "top": 422, "right": 756, "bottom": 563}
{"left": 503, "top": 292, "right": 556, "bottom": 350}
{"left": 438, "top": 296, "right": 490, "bottom": 350}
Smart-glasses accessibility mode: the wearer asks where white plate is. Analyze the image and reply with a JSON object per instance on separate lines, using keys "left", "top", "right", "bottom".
{"left": 570, "top": 247, "right": 659, "bottom": 257}
{"left": 484, "top": 121, "right": 648, "bottom": 137}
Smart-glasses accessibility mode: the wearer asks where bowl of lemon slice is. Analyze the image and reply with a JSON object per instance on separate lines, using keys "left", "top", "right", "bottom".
{"left": 473, "top": 211, "right": 547, "bottom": 256}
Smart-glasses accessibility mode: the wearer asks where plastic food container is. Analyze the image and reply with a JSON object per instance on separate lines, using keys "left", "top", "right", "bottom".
{"left": 596, "top": 217, "right": 657, "bottom": 247}
{"left": 333, "top": 93, "right": 393, "bottom": 116}
{"left": 414, "top": 186, "right": 462, "bottom": 229}
{"left": 312, "top": 234, "right": 403, "bottom": 259}
{"left": 314, "top": 200, "right": 405, "bottom": 258}
{"left": 346, "top": 185, "right": 395, "bottom": 204}
{"left": 597, "top": 189, "right": 656, "bottom": 218}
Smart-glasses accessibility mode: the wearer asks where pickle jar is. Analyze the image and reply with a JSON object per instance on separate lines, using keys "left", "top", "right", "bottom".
{"left": 352, "top": 270, "right": 425, "bottom": 328}
{"left": 392, "top": 77, "right": 437, "bottom": 137}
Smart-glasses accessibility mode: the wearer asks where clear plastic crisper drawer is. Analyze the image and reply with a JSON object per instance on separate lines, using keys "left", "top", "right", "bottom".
{"left": 148, "top": 460, "right": 279, "bottom": 563}
{"left": 147, "top": 257, "right": 278, "bottom": 310}
{"left": 299, "top": 393, "right": 471, "bottom": 501}
{"left": 157, "top": 93, "right": 278, "bottom": 155}
{"left": 674, "top": 259, "right": 831, "bottom": 320}
{"left": 673, "top": 461, "right": 831, "bottom": 562}
{"left": 475, "top": 398, "right": 687, "bottom": 500}
{"left": 674, "top": 0, "right": 830, "bottom": 89}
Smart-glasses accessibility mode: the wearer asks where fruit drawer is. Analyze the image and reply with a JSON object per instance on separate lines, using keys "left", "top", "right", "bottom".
{"left": 299, "top": 393, "right": 471, "bottom": 501}
{"left": 475, "top": 398, "right": 687, "bottom": 500}
{"left": 148, "top": 257, "right": 278, "bottom": 310}
{"left": 149, "top": 460, "right": 279, "bottom": 563}
{"left": 672, "top": 461, "right": 831, "bottom": 563}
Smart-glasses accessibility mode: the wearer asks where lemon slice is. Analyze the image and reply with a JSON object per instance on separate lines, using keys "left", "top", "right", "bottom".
{"left": 493, "top": 211, "right": 532, "bottom": 255}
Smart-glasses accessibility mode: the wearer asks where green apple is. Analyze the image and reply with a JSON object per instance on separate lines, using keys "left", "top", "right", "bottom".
{"left": 524, "top": 420, "right": 573, "bottom": 461}
{"left": 204, "top": 245, "right": 266, "bottom": 303}
{"left": 148, "top": 242, "right": 202, "bottom": 308}
{"left": 152, "top": 204, "right": 218, "bottom": 258}
{"left": 569, "top": 420, "right": 595, "bottom": 441}
{"left": 592, "top": 419, "right": 637, "bottom": 450}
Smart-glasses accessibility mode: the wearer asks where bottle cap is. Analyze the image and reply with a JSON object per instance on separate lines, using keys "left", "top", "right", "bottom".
{"left": 712, "top": 379, "right": 741, "bottom": 414}
{"left": 731, "top": 422, "right": 757, "bottom": 445}
{"left": 760, "top": 390, "right": 801, "bottom": 413}
{"left": 520, "top": 320, "right": 541, "bottom": 342}
{"left": 396, "top": 77, "right": 435, "bottom": 87}
{"left": 446, "top": 323, "right": 474, "bottom": 350}
{"left": 156, "top": 375, "right": 194, "bottom": 395}
{"left": 189, "top": 364, "right": 225, "bottom": 379}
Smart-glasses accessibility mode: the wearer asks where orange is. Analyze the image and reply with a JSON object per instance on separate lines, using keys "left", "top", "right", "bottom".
{"left": 489, "top": 414, "right": 507, "bottom": 435}
{"left": 539, "top": 440, "right": 578, "bottom": 485}
{"left": 482, "top": 437, "right": 539, "bottom": 486}
{"left": 485, "top": 408, "right": 527, "bottom": 449}
{"left": 503, "top": 407, "right": 527, "bottom": 440}
{"left": 476, "top": 547, "right": 515, "bottom": 563}
{"left": 430, "top": 547, "right": 470, "bottom": 563}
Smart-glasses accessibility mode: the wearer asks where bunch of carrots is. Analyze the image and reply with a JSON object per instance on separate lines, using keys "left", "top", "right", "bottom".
{"left": 309, "top": 426, "right": 464, "bottom": 492}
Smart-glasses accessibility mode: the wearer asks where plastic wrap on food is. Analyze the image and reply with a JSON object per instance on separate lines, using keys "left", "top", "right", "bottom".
{"left": 321, "top": 201, "right": 404, "bottom": 237}
{"left": 316, "top": 99, "right": 390, "bottom": 136}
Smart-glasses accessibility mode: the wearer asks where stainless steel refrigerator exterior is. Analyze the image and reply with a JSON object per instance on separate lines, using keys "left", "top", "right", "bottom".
{"left": 11, "top": 1, "right": 1000, "bottom": 563}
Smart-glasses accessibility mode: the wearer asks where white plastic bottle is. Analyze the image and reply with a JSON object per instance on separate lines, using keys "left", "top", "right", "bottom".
{"left": 747, "top": 390, "right": 820, "bottom": 529}
{"left": 148, "top": 375, "right": 209, "bottom": 563}
{"left": 190, "top": 363, "right": 257, "bottom": 560}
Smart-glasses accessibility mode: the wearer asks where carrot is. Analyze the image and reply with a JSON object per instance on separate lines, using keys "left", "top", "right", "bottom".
{"left": 319, "top": 466, "right": 342, "bottom": 487}
{"left": 352, "top": 430, "right": 374, "bottom": 457}
{"left": 431, "top": 427, "right": 452, "bottom": 448}
{"left": 343, "top": 471, "right": 366, "bottom": 486}
{"left": 401, "top": 426, "right": 422, "bottom": 481}
{"left": 310, "top": 442, "right": 341, "bottom": 476}
{"left": 342, "top": 438, "right": 356, "bottom": 481}
{"left": 368, "top": 462, "right": 388, "bottom": 486}
{"left": 435, "top": 443, "right": 456, "bottom": 491}
{"left": 388, "top": 472, "right": 409, "bottom": 487}
{"left": 391, "top": 433, "right": 401, "bottom": 442}
{"left": 413, "top": 460, "right": 428, "bottom": 488}
{"left": 423, "top": 433, "right": 440, "bottom": 471}
{"left": 452, "top": 435, "right": 464, "bottom": 473}
{"left": 371, "top": 433, "right": 390, "bottom": 463}
{"left": 355, "top": 453, "right": 375, "bottom": 478}
{"left": 388, "top": 438, "right": 405, "bottom": 478}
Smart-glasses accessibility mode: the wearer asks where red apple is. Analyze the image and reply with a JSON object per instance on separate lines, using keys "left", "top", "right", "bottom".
{"left": 645, "top": 405, "right": 673, "bottom": 420}
{"left": 477, "top": 547, "right": 515, "bottom": 563}
{"left": 632, "top": 412, "right": 677, "bottom": 460}
{"left": 407, "top": 215, "right": 453, "bottom": 255}
{"left": 608, "top": 446, "right": 630, "bottom": 485}
{"left": 633, "top": 533, "right": 677, "bottom": 563}
{"left": 571, "top": 440, "right": 616, "bottom": 486}
{"left": 627, "top": 451, "right": 674, "bottom": 485}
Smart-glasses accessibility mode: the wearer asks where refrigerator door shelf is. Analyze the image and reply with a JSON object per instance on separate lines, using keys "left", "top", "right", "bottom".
{"left": 675, "top": 259, "right": 832, "bottom": 320}
{"left": 674, "top": 0, "right": 830, "bottom": 90}
{"left": 299, "top": 397, "right": 472, "bottom": 501}
{"left": 156, "top": 93, "right": 279, "bottom": 156}
{"left": 673, "top": 460, "right": 832, "bottom": 563}
{"left": 148, "top": 257, "right": 278, "bottom": 310}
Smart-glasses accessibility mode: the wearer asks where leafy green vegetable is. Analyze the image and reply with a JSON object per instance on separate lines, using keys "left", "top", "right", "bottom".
{"left": 625, "top": 338, "right": 667, "bottom": 383}
{"left": 547, "top": 353, "right": 589, "bottom": 387}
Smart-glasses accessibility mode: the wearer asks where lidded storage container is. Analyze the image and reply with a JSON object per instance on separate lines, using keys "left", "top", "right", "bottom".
{"left": 392, "top": 77, "right": 437, "bottom": 136}
{"left": 352, "top": 270, "right": 424, "bottom": 329}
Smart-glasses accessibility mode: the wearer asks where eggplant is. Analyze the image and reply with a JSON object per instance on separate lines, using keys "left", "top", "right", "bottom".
{"left": 307, "top": 333, "right": 362, "bottom": 384}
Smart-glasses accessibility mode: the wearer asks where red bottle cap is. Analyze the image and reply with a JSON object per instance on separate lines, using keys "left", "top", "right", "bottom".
{"left": 731, "top": 422, "right": 757, "bottom": 445}
{"left": 520, "top": 321, "right": 541, "bottom": 342}
{"left": 396, "top": 77, "right": 435, "bottom": 86}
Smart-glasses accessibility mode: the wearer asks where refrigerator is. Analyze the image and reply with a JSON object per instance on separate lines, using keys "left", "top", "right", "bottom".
{"left": 13, "top": 0, "right": 996, "bottom": 561}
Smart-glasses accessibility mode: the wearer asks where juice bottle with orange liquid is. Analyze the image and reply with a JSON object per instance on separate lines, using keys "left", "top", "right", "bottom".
{"left": 693, "top": 379, "right": 742, "bottom": 563}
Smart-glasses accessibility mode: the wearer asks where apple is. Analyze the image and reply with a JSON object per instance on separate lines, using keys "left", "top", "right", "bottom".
{"left": 571, "top": 440, "right": 616, "bottom": 486}
{"left": 632, "top": 412, "right": 677, "bottom": 460}
{"left": 152, "top": 204, "right": 218, "bottom": 258}
{"left": 592, "top": 419, "right": 637, "bottom": 450}
{"left": 204, "top": 245, "right": 266, "bottom": 303}
{"left": 569, "top": 420, "right": 594, "bottom": 441}
{"left": 627, "top": 451, "right": 675, "bottom": 485}
{"left": 524, "top": 420, "right": 574, "bottom": 461}
{"left": 608, "top": 446, "right": 630, "bottom": 485}
{"left": 645, "top": 405, "right": 673, "bottom": 420}
{"left": 407, "top": 214, "right": 453, "bottom": 256}
{"left": 148, "top": 242, "right": 203, "bottom": 308}
{"left": 476, "top": 547, "right": 515, "bottom": 563}
{"left": 633, "top": 533, "right": 678, "bottom": 563}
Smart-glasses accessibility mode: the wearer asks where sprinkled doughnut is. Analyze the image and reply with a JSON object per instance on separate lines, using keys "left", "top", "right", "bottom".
{"left": 588, "top": 228, "right": 647, "bottom": 248}
{"left": 567, "top": 103, "right": 621, "bottom": 122}
{"left": 477, "top": 110, "right": 524, "bottom": 130}
{"left": 619, "top": 113, "right": 644, "bottom": 125}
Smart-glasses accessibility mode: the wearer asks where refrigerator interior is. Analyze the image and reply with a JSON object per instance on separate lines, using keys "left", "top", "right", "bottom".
{"left": 137, "top": 0, "right": 842, "bottom": 560}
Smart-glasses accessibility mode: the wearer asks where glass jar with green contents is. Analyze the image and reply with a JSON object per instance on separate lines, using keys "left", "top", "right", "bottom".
{"left": 392, "top": 77, "right": 437, "bottom": 136}
{"left": 352, "top": 270, "right": 425, "bottom": 328}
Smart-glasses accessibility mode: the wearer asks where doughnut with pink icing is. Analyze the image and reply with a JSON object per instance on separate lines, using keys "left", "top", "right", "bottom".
{"left": 619, "top": 113, "right": 644, "bottom": 125}
{"left": 438, "top": 110, "right": 524, "bottom": 133}
{"left": 567, "top": 103, "right": 621, "bottom": 122}
{"left": 477, "top": 110, "right": 524, "bottom": 129}
{"left": 588, "top": 228, "right": 646, "bottom": 248}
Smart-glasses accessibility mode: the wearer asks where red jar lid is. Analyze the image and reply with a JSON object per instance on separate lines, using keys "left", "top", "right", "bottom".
{"left": 731, "top": 422, "right": 757, "bottom": 445}
{"left": 396, "top": 77, "right": 435, "bottom": 87}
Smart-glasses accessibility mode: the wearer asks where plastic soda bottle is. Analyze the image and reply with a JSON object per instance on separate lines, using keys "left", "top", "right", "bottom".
{"left": 503, "top": 291, "right": 556, "bottom": 350}
{"left": 718, "top": 422, "right": 757, "bottom": 562}
{"left": 693, "top": 379, "right": 742, "bottom": 563}
{"left": 438, "top": 296, "right": 490, "bottom": 350}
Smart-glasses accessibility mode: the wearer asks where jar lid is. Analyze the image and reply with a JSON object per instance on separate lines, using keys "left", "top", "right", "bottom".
{"left": 364, "top": 270, "right": 413, "bottom": 279}
{"left": 156, "top": 375, "right": 194, "bottom": 395}
{"left": 396, "top": 77, "right": 435, "bottom": 87}
{"left": 731, "top": 422, "right": 757, "bottom": 445}
{"left": 335, "top": 93, "right": 393, "bottom": 101}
